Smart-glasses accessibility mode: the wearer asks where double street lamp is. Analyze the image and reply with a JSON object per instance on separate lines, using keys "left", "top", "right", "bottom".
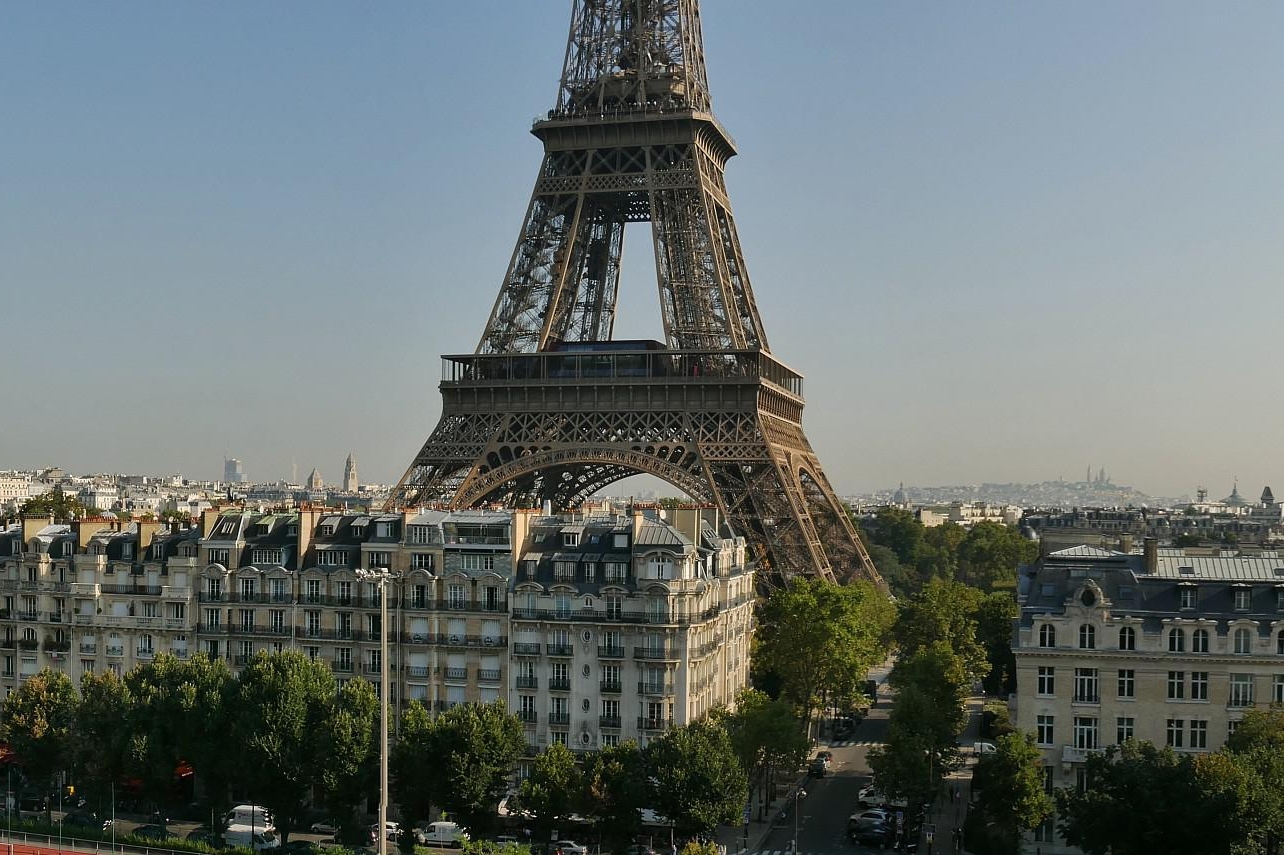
{"left": 356, "top": 567, "right": 398, "bottom": 855}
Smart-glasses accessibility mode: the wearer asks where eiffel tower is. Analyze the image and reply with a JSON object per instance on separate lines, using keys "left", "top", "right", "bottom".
{"left": 390, "top": 0, "right": 880, "bottom": 587}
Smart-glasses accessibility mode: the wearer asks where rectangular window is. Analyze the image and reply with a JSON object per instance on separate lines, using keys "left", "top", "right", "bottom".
{"left": 1190, "top": 720, "right": 1208, "bottom": 749}
{"left": 304, "top": 579, "right": 321, "bottom": 602}
{"left": 1117, "top": 669, "right": 1135, "bottom": 699}
{"left": 1074, "top": 668, "right": 1099, "bottom": 703}
{"left": 1166, "top": 719, "right": 1184, "bottom": 748}
{"left": 1275, "top": 676, "right": 1284, "bottom": 704}
{"left": 1191, "top": 671, "right": 1209, "bottom": 701}
{"left": 1037, "top": 666, "right": 1055, "bottom": 696}
{"left": 447, "top": 584, "right": 467, "bottom": 609}
{"left": 1116, "top": 716, "right": 1134, "bottom": 744}
{"left": 366, "top": 551, "right": 391, "bottom": 569}
{"left": 1180, "top": 587, "right": 1196, "bottom": 609}
{"left": 207, "top": 548, "right": 230, "bottom": 566}
{"left": 335, "top": 581, "right": 352, "bottom": 604}
{"left": 553, "top": 561, "right": 575, "bottom": 582}
{"left": 1168, "top": 671, "right": 1185, "bottom": 700}
{"left": 1036, "top": 714, "right": 1054, "bottom": 746}
{"left": 1230, "top": 674, "right": 1255, "bottom": 707}
{"left": 412, "top": 585, "right": 428, "bottom": 608}
{"left": 1073, "top": 717, "right": 1098, "bottom": 750}
{"left": 204, "top": 608, "right": 220, "bottom": 629}
{"left": 407, "top": 526, "right": 432, "bottom": 545}
{"left": 317, "top": 550, "right": 348, "bottom": 566}
{"left": 410, "top": 553, "right": 434, "bottom": 571}
{"left": 462, "top": 554, "right": 496, "bottom": 571}
{"left": 1234, "top": 589, "right": 1251, "bottom": 611}
{"left": 606, "top": 595, "right": 622, "bottom": 620}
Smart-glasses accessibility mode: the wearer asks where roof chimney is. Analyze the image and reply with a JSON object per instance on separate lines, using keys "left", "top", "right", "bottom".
{"left": 1143, "top": 537, "right": 1158, "bottom": 573}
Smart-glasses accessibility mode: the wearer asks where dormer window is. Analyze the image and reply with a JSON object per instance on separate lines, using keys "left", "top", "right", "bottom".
{"left": 613, "top": 533, "right": 628, "bottom": 548}
{"left": 351, "top": 526, "right": 365, "bottom": 539}
{"left": 287, "top": 524, "right": 299, "bottom": 537}
{"left": 318, "top": 525, "right": 335, "bottom": 537}
{"left": 1234, "top": 588, "right": 1251, "bottom": 611}
{"left": 563, "top": 532, "right": 580, "bottom": 547}
{"left": 1079, "top": 624, "right": 1096, "bottom": 650}
{"left": 1038, "top": 624, "right": 1056, "bottom": 648}
{"left": 376, "top": 522, "right": 393, "bottom": 538}
{"left": 1179, "top": 587, "right": 1196, "bottom": 610}
{"left": 121, "top": 543, "right": 133, "bottom": 560}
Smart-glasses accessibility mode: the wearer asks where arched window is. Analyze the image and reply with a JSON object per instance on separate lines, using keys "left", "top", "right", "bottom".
{"left": 1039, "top": 624, "right": 1056, "bottom": 648}
{"left": 1234, "top": 627, "right": 1252, "bottom": 655}
{"left": 1079, "top": 624, "right": 1096, "bottom": 650}
{"left": 1168, "top": 628, "right": 1185, "bottom": 652}
{"left": 1118, "top": 626, "right": 1136, "bottom": 651}
{"left": 1193, "top": 628, "right": 1210, "bottom": 653}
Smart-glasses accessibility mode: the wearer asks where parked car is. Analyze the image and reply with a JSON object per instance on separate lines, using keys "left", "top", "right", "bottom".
{"left": 227, "top": 804, "right": 275, "bottom": 830}
{"left": 310, "top": 818, "right": 341, "bottom": 835}
{"left": 853, "top": 809, "right": 889, "bottom": 825}
{"left": 857, "top": 784, "right": 907, "bottom": 808}
{"left": 626, "top": 845, "right": 658, "bottom": 855}
{"left": 17, "top": 796, "right": 47, "bottom": 819}
{"left": 973, "top": 741, "right": 997, "bottom": 755}
{"left": 816, "top": 750, "right": 833, "bottom": 764}
{"left": 555, "top": 841, "right": 588, "bottom": 855}
{"left": 132, "top": 825, "right": 176, "bottom": 842}
{"left": 494, "top": 837, "right": 520, "bottom": 847}
{"left": 807, "top": 757, "right": 828, "bottom": 777}
{"left": 850, "top": 821, "right": 892, "bottom": 846}
{"left": 61, "top": 811, "right": 111, "bottom": 832}
{"left": 370, "top": 822, "right": 400, "bottom": 844}
{"left": 187, "top": 827, "right": 222, "bottom": 847}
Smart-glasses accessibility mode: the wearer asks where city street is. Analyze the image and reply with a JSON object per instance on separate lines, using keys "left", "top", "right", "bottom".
{"left": 749, "top": 694, "right": 891, "bottom": 855}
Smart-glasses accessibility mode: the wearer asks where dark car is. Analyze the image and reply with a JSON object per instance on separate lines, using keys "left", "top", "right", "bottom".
{"left": 626, "top": 846, "right": 658, "bottom": 855}
{"left": 807, "top": 757, "right": 828, "bottom": 777}
{"left": 132, "top": 824, "right": 175, "bottom": 842}
{"left": 61, "top": 811, "right": 110, "bottom": 832}
{"left": 850, "top": 822, "right": 892, "bottom": 846}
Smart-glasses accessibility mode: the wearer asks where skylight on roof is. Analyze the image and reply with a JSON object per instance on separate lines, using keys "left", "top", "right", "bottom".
{"left": 1179, "top": 566, "right": 1195, "bottom": 575}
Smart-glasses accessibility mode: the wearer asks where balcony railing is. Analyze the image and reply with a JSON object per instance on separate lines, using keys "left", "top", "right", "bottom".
{"left": 512, "top": 642, "right": 541, "bottom": 655}
{"left": 600, "top": 680, "right": 622, "bottom": 693}
{"left": 406, "top": 665, "right": 431, "bottom": 678}
{"left": 519, "top": 710, "right": 538, "bottom": 723}
{"left": 634, "top": 647, "right": 675, "bottom": 660}
{"left": 548, "top": 712, "right": 570, "bottom": 726}
{"left": 547, "top": 643, "right": 574, "bottom": 656}
{"left": 478, "top": 668, "right": 502, "bottom": 682}
{"left": 331, "top": 660, "right": 354, "bottom": 673}
{"left": 599, "top": 715, "right": 622, "bottom": 728}
{"left": 597, "top": 645, "right": 625, "bottom": 658}
{"left": 516, "top": 675, "right": 539, "bottom": 689}
{"left": 79, "top": 643, "right": 97, "bottom": 654}
{"left": 444, "top": 667, "right": 469, "bottom": 681}
{"left": 638, "top": 682, "right": 670, "bottom": 695}
{"left": 549, "top": 678, "right": 571, "bottom": 691}
{"left": 1072, "top": 693, "right": 1100, "bottom": 704}
{"left": 637, "top": 716, "right": 673, "bottom": 731}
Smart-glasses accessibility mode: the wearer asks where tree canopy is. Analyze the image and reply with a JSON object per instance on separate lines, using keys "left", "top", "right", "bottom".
{"left": 646, "top": 719, "right": 747, "bottom": 837}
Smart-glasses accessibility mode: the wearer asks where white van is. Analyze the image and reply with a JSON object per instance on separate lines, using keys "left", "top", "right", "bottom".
{"left": 224, "top": 823, "right": 281, "bottom": 852}
{"left": 225, "top": 805, "right": 275, "bottom": 831}
{"left": 416, "top": 821, "right": 468, "bottom": 848}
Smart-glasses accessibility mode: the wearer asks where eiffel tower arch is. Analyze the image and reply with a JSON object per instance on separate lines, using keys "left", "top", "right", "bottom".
{"left": 390, "top": 0, "right": 881, "bottom": 588}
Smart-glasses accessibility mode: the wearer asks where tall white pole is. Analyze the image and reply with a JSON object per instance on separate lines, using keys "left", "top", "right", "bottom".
{"left": 379, "top": 574, "right": 389, "bottom": 855}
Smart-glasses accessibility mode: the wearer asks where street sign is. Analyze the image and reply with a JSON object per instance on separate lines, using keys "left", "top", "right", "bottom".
{"left": 744, "top": 805, "right": 752, "bottom": 824}
{"left": 895, "top": 811, "right": 904, "bottom": 828}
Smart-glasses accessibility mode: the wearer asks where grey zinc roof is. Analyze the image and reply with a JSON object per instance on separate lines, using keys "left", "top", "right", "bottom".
{"left": 1151, "top": 555, "right": 1284, "bottom": 581}
{"left": 633, "top": 519, "right": 691, "bottom": 548}
{"left": 1048, "top": 545, "right": 1122, "bottom": 559}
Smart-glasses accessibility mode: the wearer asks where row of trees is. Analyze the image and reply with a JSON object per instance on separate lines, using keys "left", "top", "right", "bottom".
{"left": 1, "top": 651, "right": 379, "bottom": 843}
{"left": 2, "top": 651, "right": 795, "bottom": 852}
{"left": 752, "top": 577, "right": 895, "bottom": 730}
{"left": 859, "top": 507, "right": 1038, "bottom": 596}
{"left": 866, "top": 579, "right": 1015, "bottom": 805}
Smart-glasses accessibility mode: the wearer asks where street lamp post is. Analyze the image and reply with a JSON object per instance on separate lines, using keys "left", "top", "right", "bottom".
{"left": 792, "top": 787, "right": 806, "bottom": 855}
{"left": 357, "top": 567, "right": 397, "bottom": 855}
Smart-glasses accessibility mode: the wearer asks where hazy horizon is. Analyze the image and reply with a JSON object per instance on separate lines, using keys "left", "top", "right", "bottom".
{"left": 4, "top": 2, "right": 1282, "bottom": 498}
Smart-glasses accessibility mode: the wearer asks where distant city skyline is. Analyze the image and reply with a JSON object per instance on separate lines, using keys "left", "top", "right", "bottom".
{"left": 5, "top": 3, "right": 1283, "bottom": 498}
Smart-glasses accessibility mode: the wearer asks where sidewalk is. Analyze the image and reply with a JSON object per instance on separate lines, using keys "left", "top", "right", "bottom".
{"left": 920, "top": 694, "right": 986, "bottom": 855}
{"left": 716, "top": 774, "right": 805, "bottom": 854}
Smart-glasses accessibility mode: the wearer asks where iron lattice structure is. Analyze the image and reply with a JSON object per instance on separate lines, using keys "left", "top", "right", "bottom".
{"left": 391, "top": 0, "right": 881, "bottom": 587}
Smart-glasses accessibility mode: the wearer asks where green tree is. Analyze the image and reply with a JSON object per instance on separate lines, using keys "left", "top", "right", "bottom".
{"left": 18, "top": 491, "right": 90, "bottom": 521}
{"left": 862, "top": 543, "right": 914, "bottom": 598}
{"left": 0, "top": 669, "right": 79, "bottom": 800}
{"left": 1223, "top": 707, "right": 1284, "bottom": 852}
{"left": 868, "top": 644, "right": 970, "bottom": 805}
{"left": 754, "top": 578, "right": 893, "bottom": 728}
{"left": 580, "top": 741, "right": 648, "bottom": 854}
{"left": 645, "top": 719, "right": 747, "bottom": 837}
{"left": 126, "top": 653, "right": 238, "bottom": 822}
{"left": 891, "top": 579, "right": 987, "bottom": 682}
{"left": 517, "top": 743, "right": 582, "bottom": 845}
{"left": 863, "top": 506, "right": 924, "bottom": 566}
{"left": 972, "top": 732, "right": 1053, "bottom": 849}
{"left": 956, "top": 521, "right": 1037, "bottom": 591}
{"left": 429, "top": 701, "right": 526, "bottom": 836}
{"left": 919, "top": 522, "right": 966, "bottom": 580}
{"left": 974, "top": 592, "right": 1018, "bottom": 695}
{"left": 231, "top": 651, "right": 336, "bottom": 841}
{"left": 1055, "top": 741, "right": 1240, "bottom": 855}
{"left": 317, "top": 677, "right": 379, "bottom": 845}
{"left": 74, "top": 670, "right": 134, "bottom": 814}
{"left": 390, "top": 701, "right": 437, "bottom": 845}
{"left": 716, "top": 690, "right": 807, "bottom": 818}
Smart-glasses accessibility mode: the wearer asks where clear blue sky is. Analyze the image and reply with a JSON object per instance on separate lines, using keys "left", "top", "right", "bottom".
{"left": 4, "top": 2, "right": 1283, "bottom": 498}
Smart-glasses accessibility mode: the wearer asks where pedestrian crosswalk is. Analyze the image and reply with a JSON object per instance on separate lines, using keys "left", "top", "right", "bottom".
{"left": 823, "top": 739, "right": 882, "bottom": 748}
